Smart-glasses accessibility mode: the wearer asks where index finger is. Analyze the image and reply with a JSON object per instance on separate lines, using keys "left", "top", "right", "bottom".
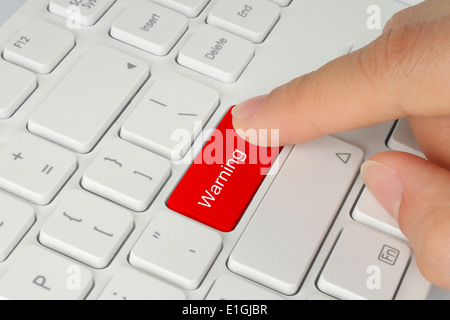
{"left": 232, "top": 14, "right": 450, "bottom": 146}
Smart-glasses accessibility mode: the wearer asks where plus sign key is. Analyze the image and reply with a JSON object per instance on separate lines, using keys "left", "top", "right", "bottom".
{"left": 0, "top": 133, "right": 77, "bottom": 205}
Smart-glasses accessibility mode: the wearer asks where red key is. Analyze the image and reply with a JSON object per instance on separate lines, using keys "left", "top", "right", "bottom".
{"left": 167, "top": 107, "right": 282, "bottom": 232}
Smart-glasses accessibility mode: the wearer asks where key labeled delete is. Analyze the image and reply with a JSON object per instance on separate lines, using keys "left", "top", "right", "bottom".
{"left": 167, "top": 107, "right": 282, "bottom": 232}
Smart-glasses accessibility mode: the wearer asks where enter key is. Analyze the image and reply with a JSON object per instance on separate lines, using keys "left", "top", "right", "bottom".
{"left": 167, "top": 107, "right": 282, "bottom": 233}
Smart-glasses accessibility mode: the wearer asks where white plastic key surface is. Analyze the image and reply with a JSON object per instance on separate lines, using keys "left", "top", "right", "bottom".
{"left": 0, "top": 245, "right": 93, "bottom": 300}
{"left": 0, "top": 133, "right": 77, "bottom": 205}
{"left": 177, "top": 25, "right": 254, "bottom": 83}
{"left": 152, "top": 0, "right": 211, "bottom": 17}
{"left": 121, "top": 72, "right": 220, "bottom": 160}
{"left": 3, "top": 19, "right": 74, "bottom": 74}
{"left": 353, "top": 187, "right": 407, "bottom": 241}
{"left": 318, "top": 224, "right": 411, "bottom": 300}
{"left": 111, "top": 0, "right": 188, "bottom": 56}
{"left": 130, "top": 211, "right": 222, "bottom": 290}
{"left": 269, "top": 0, "right": 292, "bottom": 6}
{"left": 0, "top": 193, "right": 35, "bottom": 262}
{"left": 98, "top": 267, "right": 186, "bottom": 300}
{"left": 0, "top": 60, "right": 36, "bottom": 119}
{"left": 387, "top": 118, "right": 425, "bottom": 158}
{"left": 49, "top": 0, "right": 115, "bottom": 26}
{"left": 207, "top": 0, "right": 280, "bottom": 43}
{"left": 206, "top": 275, "right": 283, "bottom": 300}
{"left": 40, "top": 190, "right": 134, "bottom": 269}
{"left": 28, "top": 45, "right": 149, "bottom": 153}
{"left": 228, "top": 136, "right": 364, "bottom": 295}
{"left": 82, "top": 139, "right": 171, "bottom": 212}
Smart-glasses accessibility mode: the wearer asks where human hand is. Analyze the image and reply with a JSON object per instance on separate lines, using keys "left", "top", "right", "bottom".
{"left": 232, "top": 0, "right": 450, "bottom": 290}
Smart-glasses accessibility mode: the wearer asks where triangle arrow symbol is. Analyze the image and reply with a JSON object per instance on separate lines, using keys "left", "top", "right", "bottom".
{"left": 336, "top": 153, "right": 351, "bottom": 164}
{"left": 127, "top": 63, "right": 137, "bottom": 70}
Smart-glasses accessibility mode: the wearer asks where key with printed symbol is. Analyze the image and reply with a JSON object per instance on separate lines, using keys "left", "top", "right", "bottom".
{"left": 49, "top": 0, "right": 116, "bottom": 26}
{"left": 121, "top": 72, "right": 219, "bottom": 160}
{"left": 40, "top": 190, "right": 134, "bottom": 269}
{"left": 0, "top": 245, "right": 93, "bottom": 300}
{"left": 82, "top": 139, "right": 171, "bottom": 212}
{"left": 0, "top": 60, "right": 36, "bottom": 119}
{"left": 0, "top": 193, "right": 35, "bottom": 262}
{"left": 228, "top": 136, "right": 363, "bottom": 295}
{"left": 207, "top": 0, "right": 280, "bottom": 43}
{"left": 317, "top": 224, "right": 411, "bottom": 300}
{"left": 111, "top": 0, "right": 188, "bottom": 56}
{"left": 3, "top": 19, "right": 75, "bottom": 74}
{"left": 153, "top": 0, "right": 210, "bottom": 17}
{"left": 130, "top": 211, "right": 222, "bottom": 290}
{"left": 167, "top": 107, "right": 282, "bottom": 232}
{"left": 28, "top": 45, "right": 149, "bottom": 153}
{"left": 0, "top": 133, "right": 77, "bottom": 206}
{"left": 177, "top": 25, "right": 254, "bottom": 83}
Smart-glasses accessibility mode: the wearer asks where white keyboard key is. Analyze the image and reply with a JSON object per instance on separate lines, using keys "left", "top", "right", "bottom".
{"left": 228, "top": 136, "right": 364, "bottom": 295}
{"left": 353, "top": 187, "right": 406, "bottom": 241}
{"left": 0, "top": 60, "right": 36, "bottom": 119}
{"left": 82, "top": 139, "right": 171, "bottom": 212}
{"left": 28, "top": 45, "right": 149, "bottom": 153}
{"left": 308, "top": 294, "right": 336, "bottom": 300}
{"left": 178, "top": 25, "right": 254, "bottom": 83}
{"left": 0, "top": 246, "right": 93, "bottom": 300}
{"left": 387, "top": 118, "right": 425, "bottom": 158}
{"left": 49, "top": 0, "right": 115, "bottom": 26}
{"left": 0, "top": 193, "right": 35, "bottom": 262}
{"left": 121, "top": 72, "right": 220, "bottom": 160}
{"left": 397, "top": 0, "right": 424, "bottom": 6}
{"left": 269, "top": 0, "right": 292, "bottom": 6}
{"left": 3, "top": 20, "right": 75, "bottom": 74}
{"left": 0, "top": 133, "right": 77, "bottom": 205}
{"left": 318, "top": 224, "right": 411, "bottom": 300}
{"left": 153, "top": 0, "right": 210, "bottom": 18}
{"left": 111, "top": 0, "right": 188, "bottom": 56}
{"left": 206, "top": 275, "right": 283, "bottom": 300}
{"left": 98, "top": 267, "right": 186, "bottom": 300}
{"left": 207, "top": 0, "right": 280, "bottom": 43}
{"left": 40, "top": 190, "right": 133, "bottom": 269}
{"left": 130, "top": 211, "right": 222, "bottom": 290}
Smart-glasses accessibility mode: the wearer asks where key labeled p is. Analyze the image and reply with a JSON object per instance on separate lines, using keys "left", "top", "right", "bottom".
{"left": 32, "top": 275, "right": 51, "bottom": 291}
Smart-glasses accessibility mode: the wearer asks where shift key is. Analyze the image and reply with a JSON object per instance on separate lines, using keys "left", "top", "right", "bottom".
{"left": 167, "top": 107, "right": 282, "bottom": 232}
{"left": 28, "top": 45, "right": 149, "bottom": 153}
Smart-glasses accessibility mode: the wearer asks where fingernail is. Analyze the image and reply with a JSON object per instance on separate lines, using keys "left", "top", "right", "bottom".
{"left": 360, "top": 160, "right": 404, "bottom": 220}
{"left": 232, "top": 95, "right": 268, "bottom": 120}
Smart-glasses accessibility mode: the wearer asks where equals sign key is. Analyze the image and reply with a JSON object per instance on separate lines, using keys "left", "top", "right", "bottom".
{"left": 42, "top": 164, "right": 54, "bottom": 175}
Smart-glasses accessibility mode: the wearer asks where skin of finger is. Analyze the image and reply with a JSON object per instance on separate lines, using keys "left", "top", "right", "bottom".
{"left": 233, "top": 17, "right": 450, "bottom": 146}
{"left": 383, "top": 0, "right": 450, "bottom": 32}
{"left": 369, "top": 152, "right": 450, "bottom": 290}
{"left": 408, "top": 116, "right": 450, "bottom": 170}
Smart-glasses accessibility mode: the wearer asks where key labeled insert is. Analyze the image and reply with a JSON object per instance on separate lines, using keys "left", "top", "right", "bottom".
{"left": 111, "top": 0, "right": 188, "bottom": 56}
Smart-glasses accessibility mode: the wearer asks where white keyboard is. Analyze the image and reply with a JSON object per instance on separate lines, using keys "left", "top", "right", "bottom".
{"left": 0, "top": 0, "right": 433, "bottom": 300}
